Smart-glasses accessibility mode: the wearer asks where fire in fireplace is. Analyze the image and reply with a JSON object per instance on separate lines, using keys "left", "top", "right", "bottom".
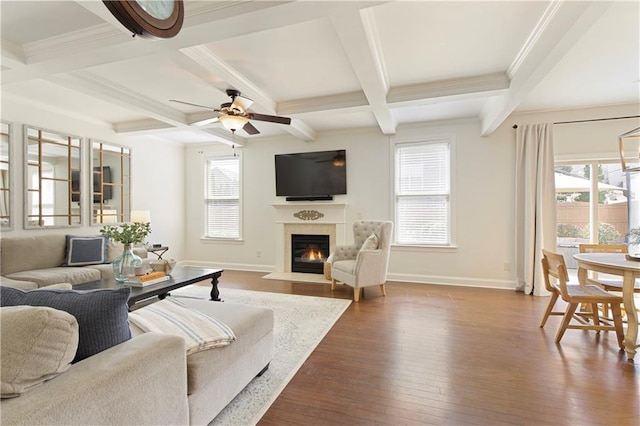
{"left": 291, "top": 234, "right": 330, "bottom": 274}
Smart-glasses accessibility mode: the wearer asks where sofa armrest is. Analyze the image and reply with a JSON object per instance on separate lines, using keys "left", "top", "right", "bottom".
{"left": 354, "top": 249, "right": 387, "bottom": 287}
{"left": 1, "top": 333, "right": 189, "bottom": 425}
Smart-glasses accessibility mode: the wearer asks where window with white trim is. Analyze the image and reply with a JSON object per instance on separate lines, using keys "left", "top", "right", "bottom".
{"left": 205, "top": 156, "right": 241, "bottom": 239}
{"left": 394, "top": 139, "right": 451, "bottom": 245}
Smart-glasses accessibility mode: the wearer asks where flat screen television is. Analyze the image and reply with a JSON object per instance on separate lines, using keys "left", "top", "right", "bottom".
{"left": 275, "top": 150, "right": 346, "bottom": 200}
{"left": 71, "top": 166, "right": 112, "bottom": 203}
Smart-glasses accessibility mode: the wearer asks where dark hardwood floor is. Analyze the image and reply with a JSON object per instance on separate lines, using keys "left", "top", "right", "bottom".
{"left": 208, "top": 270, "right": 640, "bottom": 425}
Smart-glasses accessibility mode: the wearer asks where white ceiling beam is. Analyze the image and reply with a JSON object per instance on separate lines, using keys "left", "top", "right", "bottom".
{"left": 49, "top": 70, "right": 188, "bottom": 127}
{"left": 112, "top": 118, "right": 241, "bottom": 147}
{"left": 278, "top": 74, "right": 509, "bottom": 117}
{"left": 329, "top": 6, "right": 396, "bottom": 135}
{"left": 279, "top": 91, "right": 370, "bottom": 116}
{"left": 388, "top": 73, "right": 510, "bottom": 106}
{"left": 480, "top": 0, "right": 614, "bottom": 136}
{"left": 112, "top": 119, "right": 174, "bottom": 133}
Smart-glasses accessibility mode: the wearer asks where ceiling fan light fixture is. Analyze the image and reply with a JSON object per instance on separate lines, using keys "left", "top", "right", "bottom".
{"left": 219, "top": 115, "right": 248, "bottom": 132}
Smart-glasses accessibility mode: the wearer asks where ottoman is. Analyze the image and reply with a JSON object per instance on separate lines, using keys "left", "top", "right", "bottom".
{"left": 130, "top": 297, "right": 274, "bottom": 425}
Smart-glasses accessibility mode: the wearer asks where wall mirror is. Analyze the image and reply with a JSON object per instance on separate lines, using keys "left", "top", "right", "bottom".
{"left": 1, "top": 122, "right": 11, "bottom": 230}
{"left": 24, "top": 126, "right": 82, "bottom": 228}
{"left": 91, "top": 140, "right": 131, "bottom": 225}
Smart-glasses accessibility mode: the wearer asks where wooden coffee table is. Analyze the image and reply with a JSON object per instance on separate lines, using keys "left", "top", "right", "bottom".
{"left": 74, "top": 266, "right": 224, "bottom": 309}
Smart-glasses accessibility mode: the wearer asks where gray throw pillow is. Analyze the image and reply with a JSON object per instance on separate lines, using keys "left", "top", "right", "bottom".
{"left": 0, "top": 286, "right": 131, "bottom": 363}
{"left": 63, "top": 235, "right": 109, "bottom": 266}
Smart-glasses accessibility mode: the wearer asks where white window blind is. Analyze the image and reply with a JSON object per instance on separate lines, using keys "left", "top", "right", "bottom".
{"left": 205, "top": 156, "right": 240, "bottom": 239}
{"left": 395, "top": 140, "right": 450, "bottom": 245}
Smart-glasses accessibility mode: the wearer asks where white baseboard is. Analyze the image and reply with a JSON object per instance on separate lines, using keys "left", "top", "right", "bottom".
{"left": 178, "top": 260, "right": 274, "bottom": 273}
{"left": 387, "top": 272, "right": 516, "bottom": 290}
{"left": 178, "top": 260, "right": 517, "bottom": 290}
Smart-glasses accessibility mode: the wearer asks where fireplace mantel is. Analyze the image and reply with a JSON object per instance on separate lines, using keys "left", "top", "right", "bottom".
{"left": 271, "top": 203, "right": 347, "bottom": 273}
{"left": 271, "top": 203, "right": 347, "bottom": 224}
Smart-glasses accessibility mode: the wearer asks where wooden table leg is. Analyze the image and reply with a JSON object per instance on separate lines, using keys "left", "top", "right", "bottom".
{"left": 577, "top": 267, "right": 588, "bottom": 286}
{"left": 622, "top": 271, "right": 638, "bottom": 360}
{"left": 210, "top": 273, "right": 223, "bottom": 302}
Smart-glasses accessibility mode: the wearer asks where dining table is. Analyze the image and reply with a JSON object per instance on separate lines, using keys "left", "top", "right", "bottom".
{"left": 573, "top": 253, "right": 640, "bottom": 361}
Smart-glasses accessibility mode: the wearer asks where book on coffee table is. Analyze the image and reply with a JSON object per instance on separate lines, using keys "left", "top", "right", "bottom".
{"left": 126, "top": 272, "right": 170, "bottom": 287}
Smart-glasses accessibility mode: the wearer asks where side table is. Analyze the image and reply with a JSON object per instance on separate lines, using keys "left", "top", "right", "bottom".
{"left": 147, "top": 246, "right": 169, "bottom": 260}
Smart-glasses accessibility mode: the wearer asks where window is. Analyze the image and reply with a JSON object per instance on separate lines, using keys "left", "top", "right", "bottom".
{"left": 394, "top": 140, "right": 451, "bottom": 245}
{"left": 205, "top": 156, "right": 241, "bottom": 239}
{"left": 555, "top": 161, "right": 628, "bottom": 251}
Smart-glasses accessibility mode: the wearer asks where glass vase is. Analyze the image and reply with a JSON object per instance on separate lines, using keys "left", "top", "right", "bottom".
{"left": 112, "top": 244, "right": 142, "bottom": 283}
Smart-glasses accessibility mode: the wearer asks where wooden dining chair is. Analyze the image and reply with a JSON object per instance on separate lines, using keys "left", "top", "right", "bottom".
{"left": 539, "top": 250, "right": 592, "bottom": 328}
{"left": 541, "top": 249, "right": 624, "bottom": 347}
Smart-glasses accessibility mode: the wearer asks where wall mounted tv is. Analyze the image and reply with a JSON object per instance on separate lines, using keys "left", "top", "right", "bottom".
{"left": 275, "top": 150, "right": 346, "bottom": 201}
{"left": 71, "top": 166, "right": 113, "bottom": 203}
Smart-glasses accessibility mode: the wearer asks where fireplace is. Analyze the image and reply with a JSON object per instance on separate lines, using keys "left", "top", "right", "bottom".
{"left": 291, "top": 234, "right": 330, "bottom": 274}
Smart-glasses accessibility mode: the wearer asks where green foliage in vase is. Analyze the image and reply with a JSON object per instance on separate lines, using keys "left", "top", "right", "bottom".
{"left": 100, "top": 222, "right": 151, "bottom": 245}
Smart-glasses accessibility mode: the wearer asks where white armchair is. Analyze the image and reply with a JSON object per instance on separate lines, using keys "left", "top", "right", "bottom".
{"left": 330, "top": 220, "right": 393, "bottom": 302}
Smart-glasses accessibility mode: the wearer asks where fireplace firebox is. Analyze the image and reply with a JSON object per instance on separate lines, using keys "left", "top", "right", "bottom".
{"left": 291, "top": 234, "right": 330, "bottom": 274}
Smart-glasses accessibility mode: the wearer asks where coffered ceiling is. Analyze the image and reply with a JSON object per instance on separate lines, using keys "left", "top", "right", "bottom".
{"left": 1, "top": 1, "right": 638, "bottom": 147}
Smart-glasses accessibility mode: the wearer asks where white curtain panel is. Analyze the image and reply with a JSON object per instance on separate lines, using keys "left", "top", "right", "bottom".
{"left": 515, "top": 123, "right": 557, "bottom": 296}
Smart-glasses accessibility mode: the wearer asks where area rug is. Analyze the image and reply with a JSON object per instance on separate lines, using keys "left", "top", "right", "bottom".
{"left": 171, "top": 286, "right": 351, "bottom": 426}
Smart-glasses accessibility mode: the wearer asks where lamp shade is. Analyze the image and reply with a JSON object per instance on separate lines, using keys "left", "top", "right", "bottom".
{"left": 130, "top": 209, "right": 151, "bottom": 223}
{"left": 218, "top": 115, "right": 248, "bottom": 132}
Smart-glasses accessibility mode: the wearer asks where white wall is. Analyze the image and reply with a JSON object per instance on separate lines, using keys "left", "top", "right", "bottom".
{"left": 1, "top": 98, "right": 186, "bottom": 259}
{"left": 184, "top": 119, "right": 518, "bottom": 289}
{"left": 183, "top": 103, "right": 638, "bottom": 290}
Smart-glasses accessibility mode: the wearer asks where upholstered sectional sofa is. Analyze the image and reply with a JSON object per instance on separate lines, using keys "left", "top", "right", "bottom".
{"left": 0, "top": 234, "right": 275, "bottom": 425}
{"left": 0, "top": 234, "right": 147, "bottom": 289}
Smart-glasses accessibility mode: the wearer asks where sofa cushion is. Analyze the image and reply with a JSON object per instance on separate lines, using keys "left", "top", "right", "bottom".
{"left": 0, "top": 276, "right": 38, "bottom": 290}
{"left": 332, "top": 259, "right": 356, "bottom": 274}
{"left": 0, "top": 234, "right": 67, "bottom": 275}
{"left": 5, "top": 267, "right": 101, "bottom": 287}
{"left": 64, "top": 235, "right": 108, "bottom": 266}
{"left": 0, "top": 286, "right": 131, "bottom": 363}
{"left": 1, "top": 306, "right": 79, "bottom": 398}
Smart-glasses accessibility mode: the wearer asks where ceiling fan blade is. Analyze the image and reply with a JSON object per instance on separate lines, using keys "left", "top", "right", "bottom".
{"left": 190, "top": 116, "right": 220, "bottom": 126}
{"left": 242, "top": 121, "right": 260, "bottom": 135}
{"left": 170, "top": 99, "right": 217, "bottom": 110}
{"left": 248, "top": 112, "right": 291, "bottom": 125}
{"left": 230, "top": 95, "right": 253, "bottom": 113}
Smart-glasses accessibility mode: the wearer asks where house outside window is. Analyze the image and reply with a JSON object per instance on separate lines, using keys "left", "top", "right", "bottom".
{"left": 394, "top": 139, "right": 451, "bottom": 246}
{"left": 205, "top": 156, "right": 241, "bottom": 239}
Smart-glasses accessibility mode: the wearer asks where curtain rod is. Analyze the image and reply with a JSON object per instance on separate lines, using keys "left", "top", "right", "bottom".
{"left": 512, "top": 115, "right": 640, "bottom": 129}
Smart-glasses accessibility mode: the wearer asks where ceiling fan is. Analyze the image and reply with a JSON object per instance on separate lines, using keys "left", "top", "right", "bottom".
{"left": 170, "top": 89, "right": 291, "bottom": 135}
